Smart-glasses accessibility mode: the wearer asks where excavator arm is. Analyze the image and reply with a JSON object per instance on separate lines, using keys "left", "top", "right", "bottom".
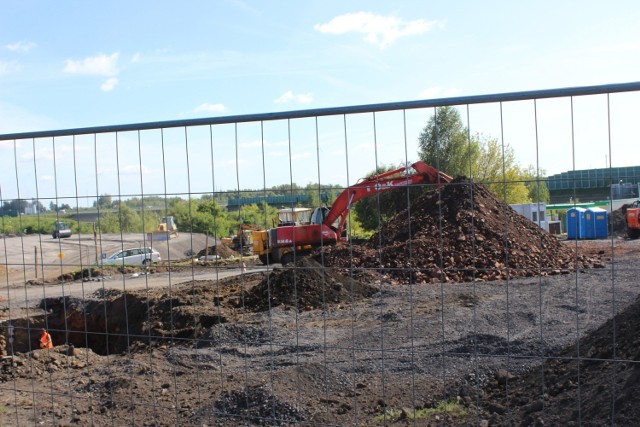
{"left": 323, "top": 161, "right": 452, "bottom": 240}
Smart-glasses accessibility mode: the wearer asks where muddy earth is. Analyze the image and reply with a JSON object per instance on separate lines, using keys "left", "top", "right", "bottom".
{"left": 1, "top": 181, "right": 639, "bottom": 426}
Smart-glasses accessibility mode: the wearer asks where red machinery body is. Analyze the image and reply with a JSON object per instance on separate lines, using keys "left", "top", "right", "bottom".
{"left": 269, "top": 223, "right": 338, "bottom": 248}
{"left": 627, "top": 200, "right": 640, "bottom": 238}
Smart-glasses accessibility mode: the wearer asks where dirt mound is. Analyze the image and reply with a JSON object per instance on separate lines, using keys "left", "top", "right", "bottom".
{"left": 611, "top": 204, "right": 631, "bottom": 236}
{"left": 320, "top": 178, "right": 602, "bottom": 282}
{"left": 483, "top": 294, "right": 640, "bottom": 425}
{"left": 207, "top": 385, "right": 308, "bottom": 426}
{"left": 196, "top": 242, "right": 239, "bottom": 259}
{"left": 244, "top": 257, "right": 378, "bottom": 311}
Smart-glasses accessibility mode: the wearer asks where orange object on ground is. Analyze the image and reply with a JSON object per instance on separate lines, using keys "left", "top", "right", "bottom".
{"left": 39, "top": 329, "right": 53, "bottom": 349}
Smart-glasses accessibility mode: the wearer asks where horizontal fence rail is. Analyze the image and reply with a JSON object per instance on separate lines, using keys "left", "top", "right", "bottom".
{"left": 1, "top": 81, "right": 640, "bottom": 141}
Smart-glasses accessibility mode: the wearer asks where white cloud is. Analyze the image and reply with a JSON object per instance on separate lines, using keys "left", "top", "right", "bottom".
{"left": 0, "top": 60, "right": 20, "bottom": 76}
{"left": 63, "top": 52, "right": 119, "bottom": 76}
{"left": 101, "top": 77, "right": 119, "bottom": 92}
{"left": 221, "top": 158, "right": 249, "bottom": 167}
{"left": 131, "top": 53, "right": 141, "bottom": 63}
{"left": 419, "top": 86, "right": 462, "bottom": 99}
{"left": 240, "top": 140, "right": 288, "bottom": 149}
{"left": 291, "top": 152, "right": 311, "bottom": 161}
{"left": 240, "top": 140, "right": 262, "bottom": 148}
{"left": 356, "top": 142, "right": 380, "bottom": 150}
{"left": 274, "top": 90, "right": 314, "bottom": 104}
{"left": 315, "top": 12, "right": 443, "bottom": 48}
{"left": 5, "top": 41, "right": 36, "bottom": 53}
{"left": 119, "top": 164, "right": 151, "bottom": 175}
{"left": 4, "top": 41, "right": 36, "bottom": 53}
{"left": 194, "top": 103, "right": 226, "bottom": 113}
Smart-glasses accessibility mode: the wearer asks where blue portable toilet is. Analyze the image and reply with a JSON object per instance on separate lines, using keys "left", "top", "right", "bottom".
{"left": 585, "top": 207, "right": 608, "bottom": 239}
{"left": 566, "top": 207, "right": 586, "bottom": 240}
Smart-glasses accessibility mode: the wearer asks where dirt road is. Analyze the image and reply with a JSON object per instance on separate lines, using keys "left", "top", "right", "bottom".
{"left": 1, "top": 232, "right": 216, "bottom": 283}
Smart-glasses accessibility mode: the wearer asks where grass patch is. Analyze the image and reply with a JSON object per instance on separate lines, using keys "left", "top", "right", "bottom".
{"left": 374, "top": 399, "right": 467, "bottom": 423}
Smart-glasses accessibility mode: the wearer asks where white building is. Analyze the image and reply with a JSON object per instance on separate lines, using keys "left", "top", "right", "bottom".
{"left": 510, "top": 203, "right": 550, "bottom": 231}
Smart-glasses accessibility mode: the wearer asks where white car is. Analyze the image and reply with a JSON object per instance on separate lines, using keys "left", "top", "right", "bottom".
{"left": 98, "top": 247, "right": 161, "bottom": 266}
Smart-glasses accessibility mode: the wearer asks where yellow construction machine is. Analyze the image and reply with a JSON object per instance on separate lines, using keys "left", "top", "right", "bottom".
{"left": 147, "top": 216, "right": 179, "bottom": 242}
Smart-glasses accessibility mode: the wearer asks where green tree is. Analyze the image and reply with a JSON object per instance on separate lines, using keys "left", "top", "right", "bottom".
{"left": 418, "top": 106, "right": 539, "bottom": 205}
{"left": 470, "top": 138, "right": 531, "bottom": 204}
{"left": 352, "top": 164, "right": 423, "bottom": 232}
{"left": 521, "top": 165, "right": 550, "bottom": 203}
{"left": 95, "top": 194, "right": 113, "bottom": 209}
{"left": 117, "top": 204, "right": 142, "bottom": 232}
{"left": 418, "top": 106, "right": 480, "bottom": 178}
{"left": 172, "top": 199, "right": 232, "bottom": 237}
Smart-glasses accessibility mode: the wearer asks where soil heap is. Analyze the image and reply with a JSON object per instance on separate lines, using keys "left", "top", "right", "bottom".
{"left": 319, "top": 178, "right": 602, "bottom": 282}
{"left": 610, "top": 204, "right": 631, "bottom": 236}
{"left": 196, "top": 242, "right": 239, "bottom": 259}
{"left": 244, "top": 257, "right": 378, "bottom": 311}
{"left": 483, "top": 294, "right": 640, "bottom": 425}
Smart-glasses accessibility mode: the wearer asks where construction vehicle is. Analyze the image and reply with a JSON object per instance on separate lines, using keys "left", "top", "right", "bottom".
{"left": 52, "top": 221, "right": 72, "bottom": 239}
{"left": 626, "top": 200, "right": 640, "bottom": 238}
{"left": 232, "top": 224, "right": 260, "bottom": 255}
{"left": 252, "top": 161, "right": 452, "bottom": 265}
{"left": 148, "top": 216, "right": 178, "bottom": 242}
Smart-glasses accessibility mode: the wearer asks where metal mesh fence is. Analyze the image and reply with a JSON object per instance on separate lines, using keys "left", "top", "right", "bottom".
{"left": 1, "top": 82, "right": 640, "bottom": 426}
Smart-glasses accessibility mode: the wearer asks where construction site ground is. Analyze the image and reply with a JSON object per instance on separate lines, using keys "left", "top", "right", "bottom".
{"left": 2, "top": 179, "right": 640, "bottom": 426}
{"left": 0, "top": 237, "right": 638, "bottom": 426}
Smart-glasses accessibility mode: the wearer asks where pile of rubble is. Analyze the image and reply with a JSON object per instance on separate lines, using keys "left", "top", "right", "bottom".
{"left": 244, "top": 258, "right": 377, "bottom": 311}
{"left": 320, "top": 178, "right": 603, "bottom": 282}
{"left": 610, "top": 204, "right": 631, "bottom": 236}
{"left": 196, "top": 243, "right": 239, "bottom": 259}
{"left": 483, "top": 293, "right": 640, "bottom": 425}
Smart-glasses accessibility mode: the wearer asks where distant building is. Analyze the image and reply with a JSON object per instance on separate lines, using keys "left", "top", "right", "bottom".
{"left": 510, "top": 203, "right": 549, "bottom": 231}
{"left": 546, "top": 165, "right": 640, "bottom": 203}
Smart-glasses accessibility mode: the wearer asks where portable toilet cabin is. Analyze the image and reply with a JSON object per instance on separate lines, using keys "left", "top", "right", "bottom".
{"left": 566, "top": 207, "right": 586, "bottom": 240}
{"left": 585, "top": 207, "right": 608, "bottom": 239}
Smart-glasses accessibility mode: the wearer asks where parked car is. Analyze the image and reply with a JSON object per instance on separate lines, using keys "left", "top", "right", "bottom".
{"left": 52, "top": 221, "right": 72, "bottom": 239}
{"left": 97, "top": 247, "right": 161, "bottom": 266}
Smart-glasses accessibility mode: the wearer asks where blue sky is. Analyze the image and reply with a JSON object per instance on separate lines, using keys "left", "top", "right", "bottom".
{"left": 1, "top": 1, "right": 640, "bottom": 204}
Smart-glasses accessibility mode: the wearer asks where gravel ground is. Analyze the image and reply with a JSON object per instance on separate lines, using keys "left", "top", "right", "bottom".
{"left": 1, "top": 238, "right": 639, "bottom": 426}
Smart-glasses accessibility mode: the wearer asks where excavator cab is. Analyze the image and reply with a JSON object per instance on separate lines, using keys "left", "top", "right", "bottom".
{"left": 276, "top": 207, "right": 313, "bottom": 227}
{"left": 310, "top": 207, "right": 329, "bottom": 225}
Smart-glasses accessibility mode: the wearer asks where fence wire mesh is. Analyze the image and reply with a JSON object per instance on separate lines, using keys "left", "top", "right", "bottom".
{"left": 1, "top": 82, "right": 640, "bottom": 426}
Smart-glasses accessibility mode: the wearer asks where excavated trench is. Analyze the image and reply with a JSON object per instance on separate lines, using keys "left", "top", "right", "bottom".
{"left": 4, "top": 293, "right": 226, "bottom": 356}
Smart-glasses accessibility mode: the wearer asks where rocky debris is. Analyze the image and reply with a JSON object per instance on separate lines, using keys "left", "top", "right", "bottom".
{"left": 611, "top": 204, "right": 631, "bottom": 236}
{"left": 484, "top": 293, "right": 640, "bottom": 426}
{"left": 243, "top": 258, "right": 378, "bottom": 311}
{"left": 208, "top": 385, "right": 308, "bottom": 426}
{"left": 197, "top": 243, "right": 239, "bottom": 259}
{"left": 1, "top": 347, "right": 99, "bottom": 383}
{"left": 319, "top": 178, "right": 603, "bottom": 282}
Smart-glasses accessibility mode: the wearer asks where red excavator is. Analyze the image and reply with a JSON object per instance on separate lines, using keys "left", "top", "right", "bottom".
{"left": 626, "top": 200, "right": 640, "bottom": 238}
{"left": 252, "top": 161, "right": 452, "bottom": 265}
